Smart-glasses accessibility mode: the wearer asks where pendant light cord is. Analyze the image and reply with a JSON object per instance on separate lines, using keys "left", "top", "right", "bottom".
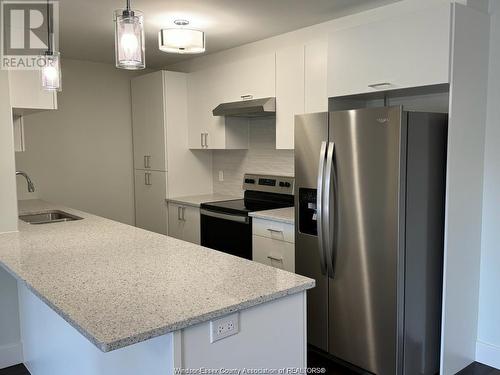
{"left": 46, "top": 0, "right": 52, "bottom": 54}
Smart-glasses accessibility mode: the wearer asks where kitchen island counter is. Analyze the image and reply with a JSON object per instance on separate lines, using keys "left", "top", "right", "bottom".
{"left": 0, "top": 200, "right": 314, "bottom": 355}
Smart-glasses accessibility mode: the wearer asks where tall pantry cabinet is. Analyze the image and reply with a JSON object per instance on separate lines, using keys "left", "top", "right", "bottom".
{"left": 131, "top": 71, "right": 212, "bottom": 234}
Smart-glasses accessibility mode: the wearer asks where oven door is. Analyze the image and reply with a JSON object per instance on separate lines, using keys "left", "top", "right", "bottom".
{"left": 200, "top": 209, "right": 252, "bottom": 260}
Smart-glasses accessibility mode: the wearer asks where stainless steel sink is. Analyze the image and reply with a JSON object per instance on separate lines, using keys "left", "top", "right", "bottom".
{"left": 19, "top": 210, "right": 83, "bottom": 224}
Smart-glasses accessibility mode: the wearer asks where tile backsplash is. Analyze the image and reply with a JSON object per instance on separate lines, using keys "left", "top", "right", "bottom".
{"left": 212, "top": 118, "right": 294, "bottom": 196}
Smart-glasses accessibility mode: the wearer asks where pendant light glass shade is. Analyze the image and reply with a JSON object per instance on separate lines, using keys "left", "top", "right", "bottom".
{"left": 159, "top": 27, "right": 205, "bottom": 54}
{"left": 41, "top": 52, "right": 62, "bottom": 91}
{"left": 114, "top": 9, "right": 145, "bottom": 70}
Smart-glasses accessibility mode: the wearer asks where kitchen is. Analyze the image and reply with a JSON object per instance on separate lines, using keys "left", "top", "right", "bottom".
{"left": 0, "top": 0, "right": 499, "bottom": 374}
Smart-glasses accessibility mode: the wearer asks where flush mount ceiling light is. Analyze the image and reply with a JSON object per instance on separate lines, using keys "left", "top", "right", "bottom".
{"left": 114, "top": 0, "right": 145, "bottom": 70}
{"left": 41, "top": 0, "right": 62, "bottom": 91}
{"left": 159, "top": 20, "right": 205, "bottom": 54}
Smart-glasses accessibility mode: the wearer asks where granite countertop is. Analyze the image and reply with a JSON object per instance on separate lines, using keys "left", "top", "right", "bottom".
{"left": 249, "top": 207, "right": 295, "bottom": 225}
{"left": 166, "top": 193, "right": 241, "bottom": 208}
{"left": 0, "top": 200, "right": 314, "bottom": 353}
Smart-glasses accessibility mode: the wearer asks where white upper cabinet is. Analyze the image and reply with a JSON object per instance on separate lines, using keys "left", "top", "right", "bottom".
{"left": 276, "top": 45, "right": 304, "bottom": 150}
{"left": 131, "top": 71, "right": 167, "bottom": 171}
{"left": 8, "top": 70, "right": 57, "bottom": 111}
{"left": 187, "top": 53, "right": 275, "bottom": 149}
{"left": 327, "top": 4, "right": 451, "bottom": 98}
{"left": 305, "top": 39, "right": 328, "bottom": 113}
{"left": 218, "top": 53, "right": 276, "bottom": 102}
{"left": 275, "top": 41, "right": 328, "bottom": 149}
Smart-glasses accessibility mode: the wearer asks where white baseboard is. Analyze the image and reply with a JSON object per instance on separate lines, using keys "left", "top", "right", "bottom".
{"left": 476, "top": 340, "right": 500, "bottom": 370}
{"left": 0, "top": 342, "right": 23, "bottom": 369}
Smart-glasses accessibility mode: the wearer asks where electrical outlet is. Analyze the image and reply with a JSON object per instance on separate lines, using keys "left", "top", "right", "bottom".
{"left": 218, "top": 170, "right": 224, "bottom": 182}
{"left": 210, "top": 312, "right": 239, "bottom": 343}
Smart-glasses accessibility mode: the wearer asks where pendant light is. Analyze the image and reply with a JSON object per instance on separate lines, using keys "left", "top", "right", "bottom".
{"left": 41, "top": 0, "right": 62, "bottom": 91}
{"left": 114, "top": 0, "right": 145, "bottom": 70}
{"left": 159, "top": 20, "right": 205, "bottom": 54}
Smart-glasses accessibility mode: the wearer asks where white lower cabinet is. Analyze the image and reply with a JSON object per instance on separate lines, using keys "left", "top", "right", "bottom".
{"left": 168, "top": 203, "right": 200, "bottom": 245}
{"left": 134, "top": 170, "right": 168, "bottom": 235}
{"left": 252, "top": 218, "right": 295, "bottom": 273}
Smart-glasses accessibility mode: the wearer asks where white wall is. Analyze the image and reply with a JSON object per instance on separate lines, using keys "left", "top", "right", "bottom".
{"left": 0, "top": 70, "right": 22, "bottom": 368}
{"left": 477, "top": 0, "right": 500, "bottom": 369}
{"left": 15, "top": 59, "right": 146, "bottom": 225}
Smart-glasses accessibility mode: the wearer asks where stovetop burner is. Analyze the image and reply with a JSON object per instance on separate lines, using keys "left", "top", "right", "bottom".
{"left": 200, "top": 174, "right": 295, "bottom": 216}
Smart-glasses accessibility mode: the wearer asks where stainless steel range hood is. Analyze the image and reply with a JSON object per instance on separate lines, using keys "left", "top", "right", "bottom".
{"left": 212, "top": 97, "right": 276, "bottom": 118}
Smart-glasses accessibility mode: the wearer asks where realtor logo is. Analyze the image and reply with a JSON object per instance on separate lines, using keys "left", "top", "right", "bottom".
{"left": 1, "top": 0, "right": 59, "bottom": 69}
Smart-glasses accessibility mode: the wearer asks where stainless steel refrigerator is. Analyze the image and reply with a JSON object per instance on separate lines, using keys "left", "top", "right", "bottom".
{"left": 295, "top": 106, "right": 447, "bottom": 375}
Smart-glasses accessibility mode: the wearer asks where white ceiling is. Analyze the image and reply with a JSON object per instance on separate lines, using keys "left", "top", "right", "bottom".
{"left": 58, "top": 0, "right": 400, "bottom": 68}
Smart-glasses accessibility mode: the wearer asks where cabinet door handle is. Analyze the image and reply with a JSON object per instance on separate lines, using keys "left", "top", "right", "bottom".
{"left": 144, "top": 155, "right": 151, "bottom": 168}
{"left": 267, "top": 228, "right": 283, "bottom": 233}
{"left": 201, "top": 133, "right": 204, "bottom": 148}
{"left": 177, "top": 206, "right": 182, "bottom": 221}
{"left": 267, "top": 255, "right": 283, "bottom": 263}
{"left": 368, "top": 82, "right": 392, "bottom": 89}
{"left": 145, "top": 172, "right": 152, "bottom": 186}
{"left": 241, "top": 94, "right": 253, "bottom": 100}
{"left": 181, "top": 207, "right": 186, "bottom": 221}
{"left": 204, "top": 133, "right": 208, "bottom": 148}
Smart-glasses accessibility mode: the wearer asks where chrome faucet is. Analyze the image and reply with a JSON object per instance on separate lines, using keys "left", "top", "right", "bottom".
{"left": 16, "top": 171, "right": 35, "bottom": 192}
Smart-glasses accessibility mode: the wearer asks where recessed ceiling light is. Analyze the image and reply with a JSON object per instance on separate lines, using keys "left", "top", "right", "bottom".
{"left": 159, "top": 20, "right": 205, "bottom": 54}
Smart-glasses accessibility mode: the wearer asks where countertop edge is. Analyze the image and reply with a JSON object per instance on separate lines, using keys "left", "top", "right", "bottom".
{"left": 165, "top": 198, "right": 202, "bottom": 208}
{"left": 248, "top": 212, "right": 295, "bottom": 225}
{"left": 0, "top": 260, "right": 108, "bottom": 352}
{"left": 104, "top": 280, "right": 315, "bottom": 352}
{"left": 1, "top": 258, "right": 314, "bottom": 353}
{"left": 165, "top": 195, "right": 241, "bottom": 208}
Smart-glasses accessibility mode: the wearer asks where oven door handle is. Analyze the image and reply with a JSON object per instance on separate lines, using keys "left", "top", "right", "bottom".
{"left": 200, "top": 209, "right": 249, "bottom": 224}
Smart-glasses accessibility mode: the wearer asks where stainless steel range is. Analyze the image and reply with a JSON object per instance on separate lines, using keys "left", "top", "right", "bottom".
{"left": 200, "top": 173, "right": 294, "bottom": 259}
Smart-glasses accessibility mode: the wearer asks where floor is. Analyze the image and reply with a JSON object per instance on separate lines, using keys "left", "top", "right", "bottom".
{"left": 1, "top": 360, "right": 499, "bottom": 375}
{"left": 307, "top": 348, "right": 366, "bottom": 374}
{"left": 0, "top": 364, "right": 29, "bottom": 375}
{"left": 457, "top": 362, "right": 500, "bottom": 375}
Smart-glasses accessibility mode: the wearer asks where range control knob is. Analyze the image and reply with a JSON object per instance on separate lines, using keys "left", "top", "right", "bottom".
{"left": 245, "top": 178, "right": 255, "bottom": 184}
{"left": 284, "top": 182, "right": 291, "bottom": 188}
{"left": 279, "top": 181, "right": 285, "bottom": 187}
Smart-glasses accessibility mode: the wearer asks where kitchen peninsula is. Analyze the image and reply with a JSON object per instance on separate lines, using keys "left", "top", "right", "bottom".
{"left": 0, "top": 200, "right": 314, "bottom": 375}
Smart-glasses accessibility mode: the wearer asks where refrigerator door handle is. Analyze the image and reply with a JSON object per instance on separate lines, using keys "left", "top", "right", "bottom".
{"left": 316, "top": 141, "right": 328, "bottom": 276}
{"left": 324, "top": 141, "right": 336, "bottom": 278}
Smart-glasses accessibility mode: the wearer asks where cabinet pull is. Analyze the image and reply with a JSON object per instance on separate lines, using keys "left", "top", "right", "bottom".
{"left": 204, "top": 133, "right": 208, "bottom": 148}
{"left": 368, "top": 82, "right": 392, "bottom": 89}
{"left": 267, "top": 255, "right": 283, "bottom": 263}
{"left": 267, "top": 228, "right": 283, "bottom": 233}
{"left": 144, "top": 155, "right": 151, "bottom": 168}
{"left": 241, "top": 95, "right": 253, "bottom": 100}
{"left": 177, "top": 206, "right": 182, "bottom": 221}
{"left": 181, "top": 207, "right": 186, "bottom": 221}
{"left": 200, "top": 133, "right": 204, "bottom": 148}
{"left": 145, "top": 172, "right": 152, "bottom": 186}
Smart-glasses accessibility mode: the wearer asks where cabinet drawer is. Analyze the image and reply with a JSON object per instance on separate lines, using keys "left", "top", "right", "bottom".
{"left": 252, "top": 218, "right": 294, "bottom": 243}
{"left": 252, "top": 235, "right": 295, "bottom": 273}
